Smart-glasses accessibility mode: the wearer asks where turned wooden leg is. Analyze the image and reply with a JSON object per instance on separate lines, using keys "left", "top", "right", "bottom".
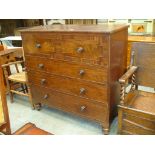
{"left": 35, "top": 103, "right": 42, "bottom": 111}
{"left": 21, "top": 84, "right": 25, "bottom": 93}
{"left": 25, "top": 84, "right": 28, "bottom": 93}
{"left": 102, "top": 128, "right": 109, "bottom": 135}
{"left": 135, "top": 85, "right": 138, "bottom": 90}
{"left": 31, "top": 104, "right": 35, "bottom": 110}
{"left": 102, "top": 123, "right": 110, "bottom": 135}
{"left": 10, "top": 91, "right": 13, "bottom": 103}
{"left": 120, "top": 83, "right": 125, "bottom": 105}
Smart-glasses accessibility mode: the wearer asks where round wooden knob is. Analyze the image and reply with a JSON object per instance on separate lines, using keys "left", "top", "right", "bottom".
{"left": 43, "top": 94, "right": 48, "bottom": 99}
{"left": 36, "top": 43, "right": 41, "bottom": 48}
{"left": 80, "top": 88, "right": 86, "bottom": 95}
{"left": 79, "top": 69, "right": 85, "bottom": 76}
{"left": 80, "top": 106, "right": 86, "bottom": 112}
{"left": 38, "top": 64, "right": 44, "bottom": 69}
{"left": 76, "top": 47, "right": 84, "bottom": 53}
{"left": 41, "top": 79, "right": 46, "bottom": 85}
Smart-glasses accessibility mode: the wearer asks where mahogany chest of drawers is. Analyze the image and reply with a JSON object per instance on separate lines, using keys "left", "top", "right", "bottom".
{"left": 21, "top": 24, "right": 128, "bottom": 134}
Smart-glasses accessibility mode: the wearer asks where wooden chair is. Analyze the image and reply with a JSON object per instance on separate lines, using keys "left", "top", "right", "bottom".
{"left": 118, "top": 42, "right": 155, "bottom": 135}
{"left": 2, "top": 61, "right": 34, "bottom": 109}
{"left": 0, "top": 65, "right": 11, "bottom": 134}
{"left": 0, "top": 64, "right": 52, "bottom": 135}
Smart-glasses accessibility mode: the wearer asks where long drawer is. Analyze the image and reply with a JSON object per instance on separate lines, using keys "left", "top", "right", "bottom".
{"left": 30, "top": 84, "right": 108, "bottom": 122}
{"left": 22, "top": 33, "right": 109, "bottom": 59}
{"left": 25, "top": 56, "right": 108, "bottom": 84}
{"left": 28, "top": 71, "right": 107, "bottom": 103}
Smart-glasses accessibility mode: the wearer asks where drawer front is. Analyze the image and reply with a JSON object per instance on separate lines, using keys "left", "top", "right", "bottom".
{"left": 28, "top": 71, "right": 107, "bottom": 103}
{"left": 22, "top": 33, "right": 109, "bottom": 60}
{"left": 31, "top": 84, "right": 108, "bottom": 122}
{"left": 25, "top": 56, "right": 108, "bottom": 83}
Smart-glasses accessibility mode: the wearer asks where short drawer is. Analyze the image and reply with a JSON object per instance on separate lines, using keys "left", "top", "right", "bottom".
{"left": 25, "top": 56, "right": 108, "bottom": 83}
{"left": 22, "top": 33, "right": 109, "bottom": 59}
{"left": 28, "top": 71, "right": 108, "bottom": 103}
{"left": 30, "top": 84, "right": 108, "bottom": 122}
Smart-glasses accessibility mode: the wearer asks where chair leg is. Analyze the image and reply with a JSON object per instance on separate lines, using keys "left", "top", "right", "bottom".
{"left": 27, "top": 83, "right": 35, "bottom": 110}
{"left": 5, "top": 123, "right": 11, "bottom": 135}
{"left": 6, "top": 81, "right": 14, "bottom": 103}
{"left": 20, "top": 83, "right": 25, "bottom": 93}
{"left": 10, "top": 91, "right": 14, "bottom": 103}
{"left": 3, "top": 67, "right": 14, "bottom": 103}
{"left": 25, "top": 84, "right": 28, "bottom": 93}
{"left": 135, "top": 85, "right": 138, "bottom": 90}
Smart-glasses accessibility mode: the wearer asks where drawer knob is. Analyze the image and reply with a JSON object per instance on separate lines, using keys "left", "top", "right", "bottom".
{"left": 41, "top": 79, "right": 46, "bottom": 85}
{"left": 76, "top": 47, "right": 84, "bottom": 53}
{"left": 38, "top": 64, "right": 44, "bottom": 69}
{"left": 36, "top": 43, "right": 41, "bottom": 48}
{"left": 80, "top": 106, "right": 86, "bottom": 112}
{"left": 43, "top": 94, "right": 48, "bottom": 99}
{"left": 80, "top": 88, "right": 86, "bottom": 95}
{"left": 79, "top": 69, "right": 85, "bottom": 76}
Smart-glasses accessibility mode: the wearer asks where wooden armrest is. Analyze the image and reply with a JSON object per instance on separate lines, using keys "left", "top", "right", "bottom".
{"left": 1, "top": 61, "right": 24, "bottom": 68}
{"left": 119, "top": 66, "right": 138, "bottom": 84}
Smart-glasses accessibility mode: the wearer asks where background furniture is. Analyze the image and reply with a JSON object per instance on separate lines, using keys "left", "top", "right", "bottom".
{"left": 65, "top": 19, "right": 97, "bottom": 24}
{"left": 106, "top": 19, "right": 155, "bottom": 35}
{"left": 43, "top": 19, "right": 97, "bottom": 25}
{"left": 2, "top": 61, "right": 34, "bottom": 109}
{"left": 1, "top": 19, "right": 155, "bottom": 37}
{"left": 118, "top": 42, "right": 155, "bottom": 135}
{"left": 13, "top": 122, "right": 52, "bottom": 135}
{"left": 21, "top": 24, "right": 128, "bottom": 134}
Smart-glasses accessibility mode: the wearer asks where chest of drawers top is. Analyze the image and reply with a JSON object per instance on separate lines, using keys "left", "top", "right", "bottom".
{"left": 20, "top": 24, "right": 128, "bottom": 33}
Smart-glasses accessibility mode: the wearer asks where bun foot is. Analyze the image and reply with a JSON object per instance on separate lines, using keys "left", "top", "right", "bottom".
{"left": 102, "top": 128, "right": 109, "bottom": 135}
{"left": 35, "top": 103, "right": 42, "bottom": 111}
